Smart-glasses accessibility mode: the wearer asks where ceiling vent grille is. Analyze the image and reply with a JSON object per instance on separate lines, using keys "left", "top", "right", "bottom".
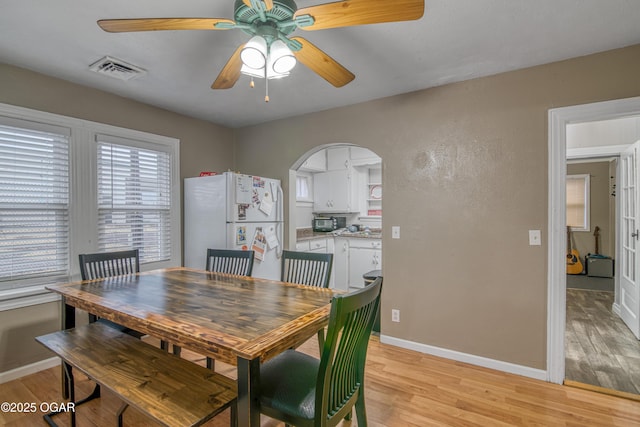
{"left": 89, "top": 56, "right": 146, "bottom": 81}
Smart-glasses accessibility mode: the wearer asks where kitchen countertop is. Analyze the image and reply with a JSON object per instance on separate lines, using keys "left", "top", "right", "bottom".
{"left": 296, "top": 228, "right": 382, "bottom": 241}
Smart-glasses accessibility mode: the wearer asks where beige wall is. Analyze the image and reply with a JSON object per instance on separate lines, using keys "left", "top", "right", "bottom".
{"left": 234, "top": 44, "right": 640, "bottom": 369}
{"left": 0, "top": 63, "right": 235, "bottom": 180}
{"left": 0, "top": 63, "right": 236, "bottom": 373}
{"left": 0, "top": 302, "right": 60, "bottom": 372}
{"left": 2, "top": 43, "right": 640, "bottom": 374}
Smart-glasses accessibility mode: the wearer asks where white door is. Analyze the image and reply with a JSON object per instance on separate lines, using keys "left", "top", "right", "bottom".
{"left": 619, "top": 141, "right": 640, "bottom": 339}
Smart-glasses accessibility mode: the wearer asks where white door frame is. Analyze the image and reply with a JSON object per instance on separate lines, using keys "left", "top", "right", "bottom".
{"left": 547, "top": 96, "right": 640, "bottom": 384}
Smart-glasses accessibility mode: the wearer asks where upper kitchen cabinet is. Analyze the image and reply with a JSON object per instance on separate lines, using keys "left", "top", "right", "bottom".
{"left": 350, "top": 147, "right": 381, "bottom": 167}
{"left": 326, "top": 147, "right": 351, "bottom": 170}
{"left": 314, "top": 169, "right": 359, "bottom": 213}
{"left": 299, "top": 150, "right": 326, "bottom": 172}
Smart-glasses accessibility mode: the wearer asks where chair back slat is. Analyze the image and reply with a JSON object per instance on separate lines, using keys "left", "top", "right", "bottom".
{"left": 281, "top": 250, "right": 333, "bottom": 288}
{"left": 206, "top": 249, "right": 254, "bottom": 276}
{"left": 79, "top": 249, "right": 139, "bottom": 280}
{"left": 317, "top": 277, "right": 382, "bottom": 423}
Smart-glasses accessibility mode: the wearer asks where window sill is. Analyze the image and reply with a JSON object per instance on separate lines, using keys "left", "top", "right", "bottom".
{"left": 0, "top": 285, "right": 61, "bottom": 312}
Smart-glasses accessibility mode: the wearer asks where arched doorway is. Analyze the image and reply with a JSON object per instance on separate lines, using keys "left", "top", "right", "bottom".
{"left": 288, "top": 144, "right": 382, "bottom": 294}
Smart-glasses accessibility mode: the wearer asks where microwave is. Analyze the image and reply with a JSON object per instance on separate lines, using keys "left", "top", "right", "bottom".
{"left": 313, "top": 216, "right": 347, "bottom": 232}
{"left": 313, "top": 217, "right": 335, "bottom": 232}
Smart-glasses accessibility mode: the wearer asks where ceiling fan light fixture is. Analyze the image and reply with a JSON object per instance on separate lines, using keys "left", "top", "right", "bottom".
{"left": 241, "top": 63, "right": 289, "bottom": 80}
{"left": 269, "top": 40, "right": 296, "bottom": 74}
{"left": 240, "top": 35, "right": 267, "bottom": 69}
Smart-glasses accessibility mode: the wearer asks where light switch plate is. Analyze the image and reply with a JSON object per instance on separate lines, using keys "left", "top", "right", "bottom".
{"left": 392, "top": 226, "right": 400, "bottom": 239}
{"left": 529, "top": 230, "right": 541, "bottom": 246}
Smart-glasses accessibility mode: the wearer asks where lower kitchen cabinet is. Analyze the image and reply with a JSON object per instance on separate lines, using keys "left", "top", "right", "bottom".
{"left": 294, "top": 236, "right": 381, "bottom": 292}
{"left": 333, "top": 237, "right": 349, "bottom": 291}
{"left": 347, "top": 239, "right": 381, "bottom": 289}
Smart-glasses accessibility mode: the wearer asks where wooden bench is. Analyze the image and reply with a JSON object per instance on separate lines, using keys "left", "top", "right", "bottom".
{"left": 36, "top": 322, "right": 237, "bottom": 427}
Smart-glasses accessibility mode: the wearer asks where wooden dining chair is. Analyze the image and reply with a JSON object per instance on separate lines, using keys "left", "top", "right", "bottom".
{"left": 281, "top": 250, "right": 333, "bottom": 288}
{"left": 79, "top": 249, "right": 144, "bottom": 337}
{"left": 206, "top": 248, "right": 255, "bottom": 276}
{"left": 74, "top": 249, "right": 164, "bottom": 421}
{"left": 200, "top": 248, "right": 255, "bottom": 369}
{"left": 259, "top": 277, "right": 382, "bottom": 427}
{"left": 281, "top": 250, "right": 334, "bottom": 349}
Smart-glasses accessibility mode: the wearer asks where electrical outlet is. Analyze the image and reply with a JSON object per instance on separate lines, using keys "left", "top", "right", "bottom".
{"left": 392, "top": 226, "right": 400, "bottom": 239}
{"left": 529, "top": 230, "right": 541, "bottom": 246}
{"left": 391, "top": 309, "right": 400, "bottom": 322}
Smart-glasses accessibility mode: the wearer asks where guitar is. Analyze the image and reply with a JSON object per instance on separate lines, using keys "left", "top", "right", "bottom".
{"left": 566, "top": 226, "right": 583, "bottom": 275}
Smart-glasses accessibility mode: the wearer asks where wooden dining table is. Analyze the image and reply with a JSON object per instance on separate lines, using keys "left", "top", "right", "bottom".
{"left": 46, "top": 267, "right": 338, "bottom": 427}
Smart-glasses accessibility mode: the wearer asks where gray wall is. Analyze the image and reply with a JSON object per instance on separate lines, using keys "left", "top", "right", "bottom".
{"left": 0, "top": 63, "right": 235, "bottom": 373}
{"left": 2, "top": 43, "right": 640, "bottom": 374}
{"left": 233, "top": 44, "right": 640, "bottom": 370}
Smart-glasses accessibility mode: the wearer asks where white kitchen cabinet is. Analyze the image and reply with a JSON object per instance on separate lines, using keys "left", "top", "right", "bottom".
{"left": 326, "top": 147, "right": 350, "bottom": 170}
{"left": 295, "top": 240, "right": 310, "bottom": 251}
{"left": 308, "top": 237, "right": 327, "bottom": 252}
{"left": 299, "top": 150, "right": 326, "bottom": 172}
{"left": 350, "top": 146, "right": 381, "bottom": 166}
{"left": 313, "top": 169, "right": 358, "bottom": 213}
{"left": 347, "top": 238, "right": 381, "bottom": 289}
{"left": 333, "top": 237, "right": 349, "bottom": 291}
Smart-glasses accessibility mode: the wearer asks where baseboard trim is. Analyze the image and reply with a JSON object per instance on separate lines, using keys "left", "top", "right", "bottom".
{"left": 564, "top": 379, "right": 640, "bottom": 402}
{"left": 380, "top": 334, "right": 547, "bottom": 381}
{"left": 0, "top": 357, "right": 60, "bottom": 384}
{"left": 612, "top": 302, "right": 622, "bottom": 316}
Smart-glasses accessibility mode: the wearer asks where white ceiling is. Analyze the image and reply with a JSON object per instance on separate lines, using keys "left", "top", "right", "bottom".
{"left": 2, "top": 0, "right": 640, "bottom": 128}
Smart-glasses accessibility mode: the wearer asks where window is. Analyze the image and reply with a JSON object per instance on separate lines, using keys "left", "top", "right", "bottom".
{"left": 0, "top": 120, "right": 70, "bottom": 284}
{"left": 97, "top": 136, "right": 172, "bottom": 263}
{"left": 566, "top": 174, "right": 590, "bottom": 231}
{"left": 296, "top": 173, "right": 313, "bottom": 203}
{"left": 0, "top": 103, "right": 180, "bottom": 302}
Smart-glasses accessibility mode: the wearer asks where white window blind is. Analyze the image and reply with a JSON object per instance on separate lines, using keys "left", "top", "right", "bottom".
{"left": 0, "top": 121, "right": 70, "bottom": 284}
{"left": 97, "top": 135, "right": 172, "bottom": 263}
{"left": 566, "top": 174, "right": 590, "bottom": 231}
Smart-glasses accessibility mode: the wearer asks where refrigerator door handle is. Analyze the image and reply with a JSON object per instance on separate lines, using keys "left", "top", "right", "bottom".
{"left": 276, "top": 184, "right": 284, "bottom": 259}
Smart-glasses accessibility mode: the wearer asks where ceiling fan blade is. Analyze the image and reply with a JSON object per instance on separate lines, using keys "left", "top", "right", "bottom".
{"left": 290, "top": 37, "right": 354, "bottom": 87}
{"left": 212, "top": 44, "right": 245, "bottom": 89}
{"left": 97, "top": 18, "right": 235, "bottom": 33}
{"left": 294, "top": 0, "right": 424, "bottom": 31}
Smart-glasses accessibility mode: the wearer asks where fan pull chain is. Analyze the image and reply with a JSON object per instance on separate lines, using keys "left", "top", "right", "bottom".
{"left": 265, "top": 67, "right": 269, "bottom": 102}
{"left": 250, "top": 77, "right": 255, "bottom": 88}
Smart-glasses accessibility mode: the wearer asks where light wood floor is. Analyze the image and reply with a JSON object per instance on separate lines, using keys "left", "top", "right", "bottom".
{"left": 565, "top": 288, "right": 640, "bottom": 395}
{"left": 2, "top": 334, "right": 640, "bottom": 426}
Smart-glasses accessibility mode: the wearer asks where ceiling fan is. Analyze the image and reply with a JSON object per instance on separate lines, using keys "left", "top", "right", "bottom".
{"left": 98, "top": 0, "right": 425, "bottom": 95}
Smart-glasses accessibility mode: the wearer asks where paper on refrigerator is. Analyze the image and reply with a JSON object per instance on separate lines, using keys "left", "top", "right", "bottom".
{"left": 251, "top": 227, "right": 266, "bottom": 261}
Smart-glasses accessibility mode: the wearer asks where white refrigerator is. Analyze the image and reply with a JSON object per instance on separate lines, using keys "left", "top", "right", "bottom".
{"left": 184, "top": 172, "right": 283, "bottom": 280}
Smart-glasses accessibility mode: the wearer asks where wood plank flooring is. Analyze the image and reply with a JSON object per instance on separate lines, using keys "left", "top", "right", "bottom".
{"left": 565, "top": 288, "right": 640, "bottom": 395}
{"left": 2, "top": 334, "right": 640, "bottom": 426}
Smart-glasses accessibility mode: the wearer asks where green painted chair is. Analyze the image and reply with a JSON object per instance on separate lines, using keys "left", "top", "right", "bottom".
{"left": 259, "top": 277, "right": 382, "bottom": 427}
{"left": 281, "top": 250, "right": 333, "bottom": 288}
{"left": 201, "top": 248, "right": 254, "bottom": 369}
{"left": 79, "top": 249, "right": 145, "bottom": 339}
{"left": 281, "top": 250, "right": 334, "bottom": 348}
{"left": 206, "top": 248, "right": 255, "bottom": 276}
{"left": 71, "top": 249, "right": 150, "bottom": 421}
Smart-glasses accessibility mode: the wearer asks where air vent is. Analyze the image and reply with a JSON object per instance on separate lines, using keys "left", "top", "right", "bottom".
{"left": 89, "top": 56, "right": 146, "bottom": 81}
